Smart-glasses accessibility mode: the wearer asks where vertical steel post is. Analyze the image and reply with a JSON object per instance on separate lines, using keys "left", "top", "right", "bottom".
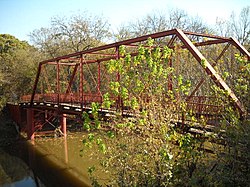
{"left": 175, "top": 45, "right": 180, "bottom": 100}
{"left": 60, "top": 113, "right": 67, "bottom": 137}
{"left": 97, "top": 62, "right": 102, "bottom": 108}
{"left": 27, "top": 108, "right": 35, "bottom": 140}
{"left": 45, "top": 110, "right": 48, "bottom": 121}
{"left": 66, "top": 64, "right": 79, "bottom": 93}
{"left": 79, "top": 55, "right": 83, "bottom": 109}
{"left": 31, "top": 64, "right": 42, "bottom": 106}
{"left": 168, "top": 57, "right": 173, "bottom": 91}
{"left": 64, "top": 137, "right": 69, "bottom": 163}
{"left": 56, "top": 60, "right": 60, "bottom": 104}
{"left": 98, "top": 62, "right": 101, "bottom": 94}
{"left": 116, "top": 46, "right": 121, "bottom": 110}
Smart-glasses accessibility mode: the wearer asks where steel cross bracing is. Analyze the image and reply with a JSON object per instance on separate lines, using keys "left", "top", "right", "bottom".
{"left": 18, "top": 28, "right": 249, "bottom": 139}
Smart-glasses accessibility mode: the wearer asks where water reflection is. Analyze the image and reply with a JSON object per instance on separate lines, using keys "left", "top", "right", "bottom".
{"left": 2, "top": 176, "right": 37, "bottom": 187}
{"left": 2, "top": 132, "right": 107, "bottom": 187}
{"left": 64, "top": 137, "right": 68, "bottom": 164}
{"left": 0, "top": 148, "right": 37, "bottom": 187}
{"left": 28, "top": 132, "right": 105, "bottom": 187}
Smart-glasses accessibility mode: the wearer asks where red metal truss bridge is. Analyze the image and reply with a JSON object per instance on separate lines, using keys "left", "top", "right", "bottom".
{"left": 7, "top": 28, "right": 250, "bottom": 140}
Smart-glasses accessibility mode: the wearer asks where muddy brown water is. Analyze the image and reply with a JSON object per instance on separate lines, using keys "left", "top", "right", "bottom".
{"left": 3, "top": 132, "right": 107, "bottom": 187}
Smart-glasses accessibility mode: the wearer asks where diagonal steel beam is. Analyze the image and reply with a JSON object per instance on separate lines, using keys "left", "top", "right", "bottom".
{"left": 188, "top": 43, "right": 231, "bottom": 99}
{"left": 167, "top": 35, "right": 177, "bottom": 47}
{"left": 42, "top": 66, "right": 53, "bottom": 93}
{"left": 229, "top": 37, "right": 250, "bottom": 61}
{"left": 175, "top": 29, "right": 246, "bottom": 115}
{"left": 214, "top": 43, "right": 230, "bottom": 64}
{"left": 30, "top": 64, "right": 42, "bottom": 106}
{"left": 186, "top": 78, "right": 205, "bottom": 101}
{"left": 65, "top": 64, "right": 79, "bottom": 94}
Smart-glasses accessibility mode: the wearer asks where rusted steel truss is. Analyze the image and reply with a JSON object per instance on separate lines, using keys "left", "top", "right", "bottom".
{"left": 18, "top": 28, "right": 250, "bottom": 139}
{"left": 25, "top": 28, "right": 249, "bottom": 116}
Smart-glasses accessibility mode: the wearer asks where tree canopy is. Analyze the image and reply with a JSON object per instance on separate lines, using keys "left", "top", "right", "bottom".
{"left": 0, "top": 34, "right": 39, "bottom": 109}
{"left": 29, "top": 12, "right": 111, "bottom": 59}
{"left": 215, "top": 6, "right": 250, "bottom": 46}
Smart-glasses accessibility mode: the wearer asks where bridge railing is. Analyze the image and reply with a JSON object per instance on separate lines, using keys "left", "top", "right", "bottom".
{"left": 185, "top": 96, "right": 224, "bottom": 116}
{"left": 21, "top": 94, "right": 224, "bottom": 120}
{"left": 21, "top": 93, "right": 103, "bottom": 104}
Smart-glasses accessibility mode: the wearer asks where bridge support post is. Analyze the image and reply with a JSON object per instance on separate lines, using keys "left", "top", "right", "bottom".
{"left": 60, "top": 114, "right": 67, "bottom": 137}
{"left": 27, "top": 108, "right": 35, "bottom": 140}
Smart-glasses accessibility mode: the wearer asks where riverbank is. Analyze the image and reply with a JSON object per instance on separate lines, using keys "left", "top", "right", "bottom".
{"left": 0, "top": 108, "right": 18, "bottom": 147}
{"left": 0, "top": 108, "right": 94, "bottom": 186}
{"left": 0, "top": 108, "right": 40, "bottom": 186}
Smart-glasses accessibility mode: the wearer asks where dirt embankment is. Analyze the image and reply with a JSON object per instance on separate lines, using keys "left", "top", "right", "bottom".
{"left": 0, "top": 107, "right": 37, "bottom": 186}
{"left": 0, "top": 107, "right": 19, "bottom": 147}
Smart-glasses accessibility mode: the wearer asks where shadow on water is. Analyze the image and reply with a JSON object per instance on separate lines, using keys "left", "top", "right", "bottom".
{"left": 0, "top": 148, "right": 38, "bottom": 187}
{"left": 3, "top": 132, "right": 104, "bottom": 187}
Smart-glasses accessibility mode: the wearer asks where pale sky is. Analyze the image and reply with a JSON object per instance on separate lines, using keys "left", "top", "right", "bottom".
{"left": 0, "top": 0, "right": 249, "bottom": 42}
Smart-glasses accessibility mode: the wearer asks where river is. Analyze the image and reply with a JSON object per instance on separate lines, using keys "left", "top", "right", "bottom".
{"left": 2, "top": 132, "right": 107, "bottom": 187}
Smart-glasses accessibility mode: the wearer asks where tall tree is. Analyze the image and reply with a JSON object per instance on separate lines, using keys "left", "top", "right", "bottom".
{"left": 215, "top": 6, "right": 250, "bottom": 45}
{"left": 113, "top": 9, "right": 211, "bottom": 41}
{"left": 29, "top": 12, "right": 111, "bottom": 58}
{"left": 0, "top": 34, "right": 39, "bottom": 109}
{"left": 231, "top": 6, "right": 250, "bottom": 45}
